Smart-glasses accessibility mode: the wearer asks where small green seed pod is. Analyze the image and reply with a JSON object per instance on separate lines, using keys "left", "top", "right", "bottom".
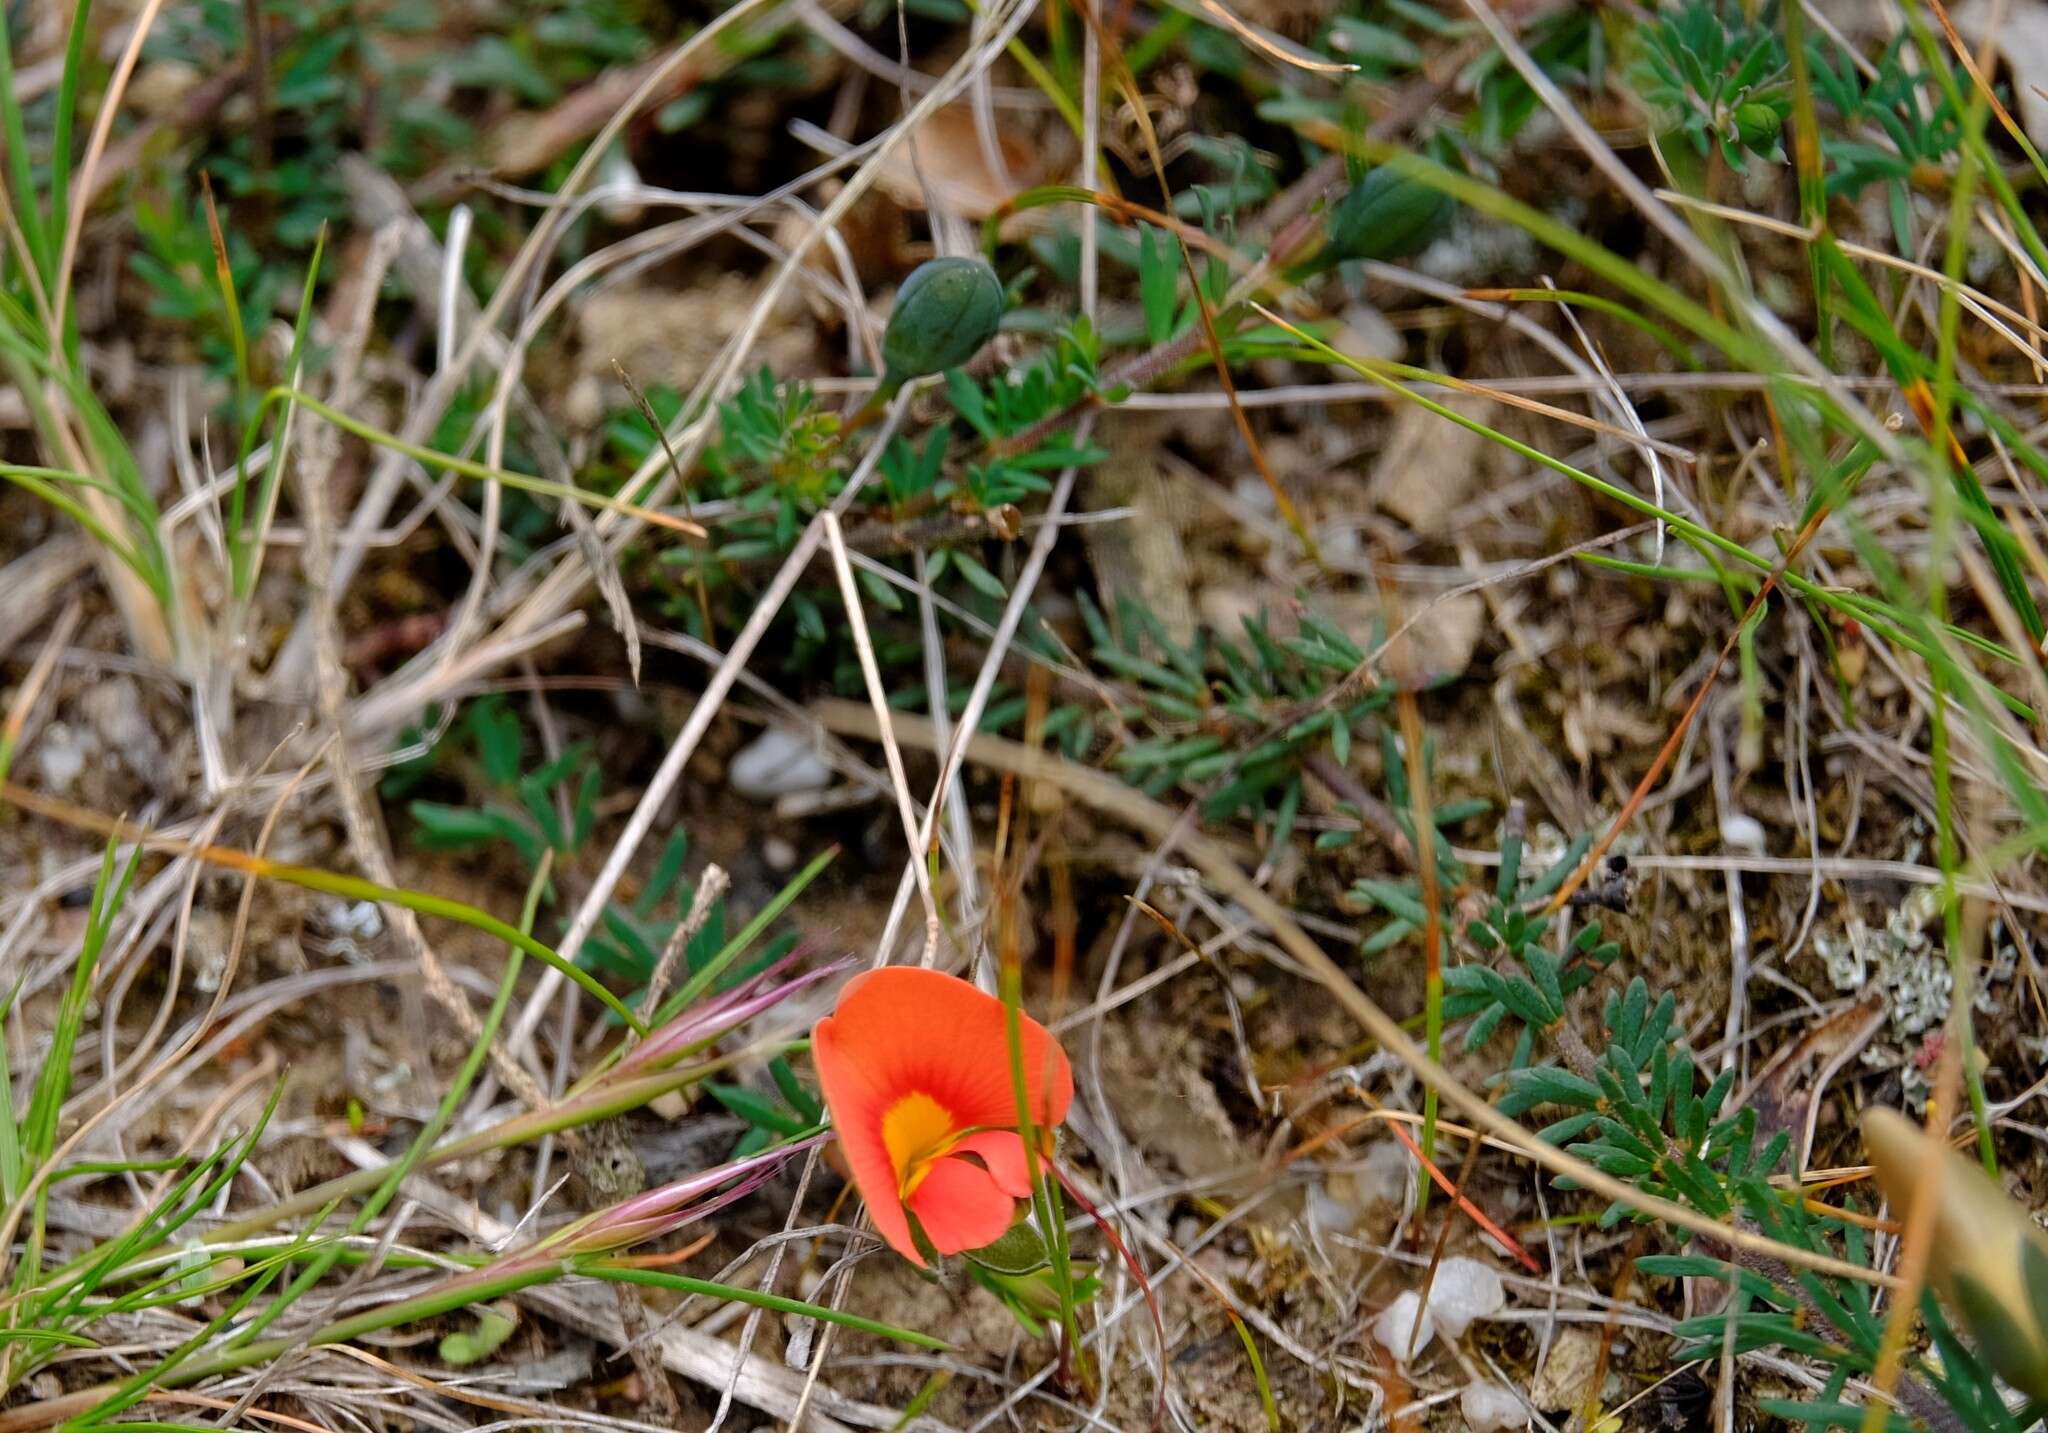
{"left": 1732, "top": 101, "right": 1782, "bottom": 153}
{"left": 881, "top": 257, "right": 1006, "bottom": 382}
{"left": 1324, "top": 165, "right": 1455, "bottom": 266}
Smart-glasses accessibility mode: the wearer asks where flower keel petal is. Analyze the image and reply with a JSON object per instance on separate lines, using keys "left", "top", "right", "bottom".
{"left": 948, "top": 1130, "right": 1034, "bottom": 1198}
{"left": 906, "top": 1154, "right": 1021, "bottom": 1256}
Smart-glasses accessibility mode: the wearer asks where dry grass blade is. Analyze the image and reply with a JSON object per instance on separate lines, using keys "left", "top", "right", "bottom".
{"left": 50, "top": 0, "right": 171, "bottom": 339}
{"left": 1189, "top": 0, "right": 1357, "bottom": 73}
{"left": 1377, "top": 1112, "right": 1539, "bottom": 1274}
{"left": 0, "top": 599, "right": 79, "bottom": 782}
{"left": 1856, "top": 1012, "right": 1969, "bottom": 1433}
{"left": 823, "top": 509, "right": 941, "bottom": 959}
{"left": 1924, "top": 0, "right": 2043, "bottom": 173}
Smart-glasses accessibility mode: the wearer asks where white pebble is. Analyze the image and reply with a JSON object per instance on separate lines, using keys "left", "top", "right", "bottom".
{"left": 1372, "top": 1291, "right": 1436, "bottom": 1361}
{"left": 328, "top": 900, "right": 385, "bottom": 940}
{"left": 1354, "top": 1139, "right": 1414, "bottom": 1209}
{"left": 729, "top": 726, "right": 832, "bottom": 799}
{"left": 761, "top": 834, "right": 799, "bottom": 872}
{"left": 595, "top": 145, "right": 646, "bottom": 224}
{"left": 1232, "top": 474, "right": 1277, "bottom": 515}
{"left": 1428, "top": 1256, "right": 1506, "bottom": 1338}
{"left": 35, "top": 723, "right": 86, "bottom": 793}
{"left": 1720, "top": 812, "right": 1767, "bottom": 853}
{"left": 1460, "top": 1382, "right": 1529, "bottom": 1431}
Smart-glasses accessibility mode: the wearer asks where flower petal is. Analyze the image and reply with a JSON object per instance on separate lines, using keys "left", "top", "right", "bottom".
{"left": 906, "top": 1153, "right": 1021, "bottom": 1255}
{"left": 814, "top": 1004, "right": 923, "bottom": 1265}
{"left": 948, "top": 1130, "right": 1034, "bottom": 1198}
{"left": 815, "top": 968, "right": 1073, "bottom": 1268}
{"left": 816, "top": 968, "right": 1074, "bottom": 1133}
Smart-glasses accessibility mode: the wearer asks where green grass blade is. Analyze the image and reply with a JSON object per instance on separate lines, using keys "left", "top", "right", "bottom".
{"left": 0, "top": 981, "right": 18, "bottom": 1205}
{"left": 0, "top": 0, "right": 53, "bottom": 289}
{"left": 231, "top": 226, "right": 326, "bottom": 598}
{"left": 45, "top": 0, "right": 94, "bottom": 338}
{"left": 214, "top": 859, "right": 552, "bottom": 1358}
{"left": 24, "top": 841, "right": 139, "bottom": 1166}
{"left": 654, "top": 845, "right": 837, "bottom": 1023}
{"left": 589, "top": 1266, "right": 953, "bottom": 1350}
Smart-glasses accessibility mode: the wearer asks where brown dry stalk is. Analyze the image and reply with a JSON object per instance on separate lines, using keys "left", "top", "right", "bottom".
{"left": 0, "top": 601, "right": 79, "bottom": 759}
{"left": 638, "top": 863, "right": 734, "bottom": 1024}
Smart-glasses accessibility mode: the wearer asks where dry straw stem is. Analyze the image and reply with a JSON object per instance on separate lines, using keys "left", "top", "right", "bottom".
{"left": 0, "top": 779, "right": 641, "bottom": 1032}
{"left": 824, "top": 509, "right": 941, "bottom": 959}
{"left": 806, "top": 698, "right": 1898, "bottom": 1288}
{"left": 0, "top": 599, "right": 79, "bottom": 779}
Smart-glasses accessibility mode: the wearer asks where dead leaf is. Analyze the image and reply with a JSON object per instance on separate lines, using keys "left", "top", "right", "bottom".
{"left": 873, "top": 105, "right": 1045, "bottom": 223}
{"left": 1084, "top": 447, "right": 1199, "bottom": 648}
{"left": 480, "top": 0, "right": 858, "bottom": 180}
{"left": 1320, "top": 591, "right": 1484, "bottom": 686}
{"left": 1368, "top": 396, "right": 1491, "bottom": 536}
{"left": 486, "top": 51, "right": 695, "bottom": 179}
{"left": 1737, "top": 994, "right": 1886, "bottom": 1175}
{"left": 575, "top": 275, "right": 815, "bottom": 397}
{"left": 1530, "top": 1328, "right": 1603, "bottom": 1412}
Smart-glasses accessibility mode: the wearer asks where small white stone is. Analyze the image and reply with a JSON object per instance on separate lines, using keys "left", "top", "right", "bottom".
{"left": 729, "top": 726, "right": 832, "bottom": 799}
{"left": 1304, "top": 1182, "right": 1357, "bottom": 1236}
{"left": 1232, "top": 474, "right": 1276, "bottom": 515}
{"left": 595, "top": 145, "right": 646, "bottom": 224}
{"left": 762, "top": 834, "right": 799, "bottom": 872}
{"left": 1372, "top": 1291, "right": 1436, "bottom": 1361}
{"left": 1359, "top": 1138, "right": 1413, "bottom": 1203}
{"left": 35, "top": 722, "right": 86, "bottom": 793}
{"left": 1460, "top": 1381, "right": 1529, "bottom": 1431}
{"left": 1428, "top": 1256, "right": 1506, "bottom": 1337}
{"left": 1719, "top": 812, "right": 1767, "bottom": 853}
{"left": 329, "top": 900, "right": 385, "bottom": 941}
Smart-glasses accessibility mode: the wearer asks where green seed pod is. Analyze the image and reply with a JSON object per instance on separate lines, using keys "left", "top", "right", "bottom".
{"left": 881, "top": 257, "right": 1006, "bottom": 382}
{"left": 1324, "top": 166, "right": 1455, "bottom": 266}
{"left": 1733, "top": 101, "right": 1781, "bottom": 153}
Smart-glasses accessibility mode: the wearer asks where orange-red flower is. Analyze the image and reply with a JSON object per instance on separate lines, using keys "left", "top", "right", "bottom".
{"left": 814, "top": 967, "right": 1073, "bottom": 1266}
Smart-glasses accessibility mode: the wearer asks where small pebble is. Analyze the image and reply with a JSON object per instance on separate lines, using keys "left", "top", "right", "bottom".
{"left": 1372, "top": 1291, "right": 1436, "bottom": 1362}
{"left": 1232, "top": 474, "right": 1277, "bottom": 515}
{"left": 35, "top": 723, "right": 86, "bottom": 793}
{"left": 729, "top": 726, "right": 832, "bottom": 799}
{"left": 1720, "top": 812, "right": 1767, "bottom": 853}
{"left": 1427, "top": 1256, "right": 1506, "bottom": 1338}
{"left": 596, "top": 145, "right": 646, "bottom": 224}
{"left": 1460, "top": 1382, "right": 1529, "bottom": 1431}
{"left": 1373, "top": 1256, "right": 1507, "bottom": 1366}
